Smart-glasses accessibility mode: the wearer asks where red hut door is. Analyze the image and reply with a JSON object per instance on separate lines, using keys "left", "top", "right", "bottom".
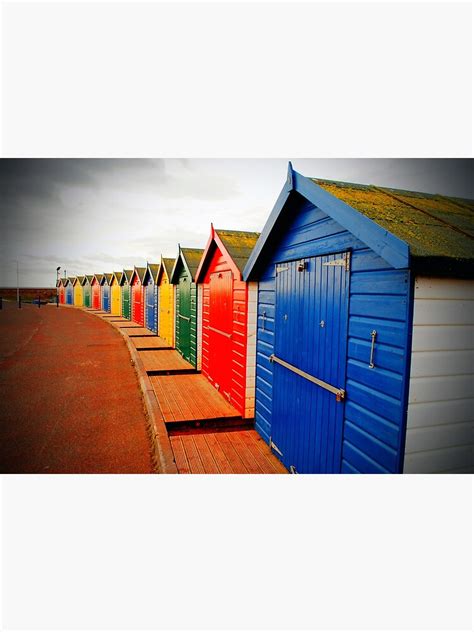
{"left": 132, "top": 282, "right": 143, "bottom": 325}
{"left": 208, "top": 270, "right": 233, "bottom": 401}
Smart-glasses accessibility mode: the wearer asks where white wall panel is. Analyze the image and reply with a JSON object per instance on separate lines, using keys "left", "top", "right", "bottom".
{"left": 405, "top": 277, "right": 474, "bottom": 473}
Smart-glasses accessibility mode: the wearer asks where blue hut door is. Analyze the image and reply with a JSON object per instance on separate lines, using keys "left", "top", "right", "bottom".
{"left": 103, "top": 286, "right": 110, "bottom": 312}
{"left": 146, "top": 284, "right": 157, "bottom": 332}
{"left": 271, "top": 252, "right": 350, "bottom": 473}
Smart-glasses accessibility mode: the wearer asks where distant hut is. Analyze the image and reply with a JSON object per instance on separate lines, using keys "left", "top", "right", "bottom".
{"left": 91, "top": 274, "right": 103, "bottom": 310}
{"left": 82, "top": 275, "right": 93, "bottom": 308}
{"left": 110, "top": 272, "right": 122, "bottom": 316}
{"left": 157, "top": 256, "right": 176, "bottom": 347}
{"left": 131, "top": 267, "right": 147, "bottom": 326}
{"left": 101, "top": 273, "right": 113, "bottom": 312}
{"left": 73, "top": 276, "right": 84, "bottom": 307}
{"left": 144, "top": 262, "right": 160, "bottom": 334}
{"left": 121, "top": 269, "right": 133, "bottom": 319}
{"left": 170, "top": 246, "right": 204, "bottom": 368}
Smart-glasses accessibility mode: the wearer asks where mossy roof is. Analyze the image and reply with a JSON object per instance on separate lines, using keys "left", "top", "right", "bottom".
{"left": 313, "top": 179, "right": 474, "bottom": 265}
{"left": 134, "top": 267, "right": 147, "bottom": 283}
{"left": 216, "top": 229, "right": 261, "bottom": 274}
{"left": 75, "top": 275, "right": 85, "bottom": 285}
{"left": 147, "top": 263, "right": 160, "bottom": 283}
{"left": 102, "top": 273, "right": 114, "bottom": 285}
{"left": 122, "top": 269, "right": 134, "bottom": 284}
{"left": 181, "top": 248, "right": 205, "bottom": 279}
{"left": 161, "top": 258, "right": 175, "bottom": 280}
{"left": 94, "top": 274, "right": 104, "bottom": 284}
{"left": 85, "top": 275, "right": 94, "bottom": 284}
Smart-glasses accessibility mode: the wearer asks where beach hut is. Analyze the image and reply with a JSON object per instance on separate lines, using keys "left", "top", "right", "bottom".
{"left": 170, "top": 246, "right": 204, "bottom": 367}
{"left": 243, "top": 163, "right": 474, "bottom": 474}
{"left": 195, "top": 226, "right": 260, "bottom": 418}
{"left": 157, "top": 256, "right": 176, "bottom": 347}
{"left": 143, "top": 263, "right": 160, "bottom": 333}
{"left": 110, "top": 272, "right": 122, "bottom": 316}
{"left": 73, "top": 276, "right": 84, "bottom": 307}
{"left": 121, "top": 269, "right": 133, "bottom": 319}
{"left": 131, "top": 267, "right": 146, "bottom": 326}
{"left": 57, "top": 278, "right": 67, "bottom": 304}
{"left": 82, "top": 275, "right": 93, "bottom": 308}
{"left": 91, "top": 274, "right": 103, "bottom": 310}
{"left": 66, "top": 278, "right": 74, "bottom": 305}
{"left": 101, "top": 273, "right": 113, "bottom": 312}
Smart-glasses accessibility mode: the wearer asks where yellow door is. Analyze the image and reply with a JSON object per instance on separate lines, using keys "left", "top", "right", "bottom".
{"left": 159, "top": 275, "right": 174, "bottom": 347}
{"left": 74, "top": 283, "right": 83, "bottom": 306}
{"left": 111, "top": 282, "right": 121, "bottom": 316}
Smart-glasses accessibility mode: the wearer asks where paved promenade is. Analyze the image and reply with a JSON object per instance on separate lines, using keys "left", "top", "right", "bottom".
{"left": 0, "top": 302, "right": 154, "bottom": 473}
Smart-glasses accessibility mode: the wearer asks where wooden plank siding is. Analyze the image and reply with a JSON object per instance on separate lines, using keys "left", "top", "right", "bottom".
{"left": 404, "top": 277, "right": 474, "bottom": 473}
{"left": 175, "top": 276, "right": 198, "bottom": 368}
{"left": 200, "top": 247, "right": 254, "bottom": 418}
{"left": 254, "top": 196, "right": 412, "bottom": 473}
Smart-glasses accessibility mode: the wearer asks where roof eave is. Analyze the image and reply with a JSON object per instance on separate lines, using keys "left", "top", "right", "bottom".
{"left": 243, "top": 163, "right": 410, "bottom": 280}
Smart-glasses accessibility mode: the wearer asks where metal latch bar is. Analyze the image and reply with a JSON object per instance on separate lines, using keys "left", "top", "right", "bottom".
{"left": 269, "top": 354, "right": 345, "bottom": 400}
{"left": 209, "top": 325, "right": 232, "bottom": 339}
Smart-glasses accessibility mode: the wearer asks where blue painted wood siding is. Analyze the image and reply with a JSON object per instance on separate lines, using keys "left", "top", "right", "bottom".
{"left": 255, "top": 196, "right": 411, "bottom": 473}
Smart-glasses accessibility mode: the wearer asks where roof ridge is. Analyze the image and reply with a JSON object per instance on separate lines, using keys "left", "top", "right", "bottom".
{"left": 371, "top": 185, "right": 474, "bottom": 241}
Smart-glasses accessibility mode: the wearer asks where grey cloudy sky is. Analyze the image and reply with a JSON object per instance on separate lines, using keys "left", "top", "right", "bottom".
{"left": 1, "top": 158, "right": 472, "bottom": 287}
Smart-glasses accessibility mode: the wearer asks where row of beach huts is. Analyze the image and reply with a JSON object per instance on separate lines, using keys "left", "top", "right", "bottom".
{"left": 56, "top": 165, "right": 474, "bottom": 474}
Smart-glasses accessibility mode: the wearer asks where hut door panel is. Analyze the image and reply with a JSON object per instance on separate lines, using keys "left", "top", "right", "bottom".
{"left": 146, "top": 285, "right": 157, "bottom": 332}
{"left": 178, "top": 275, "right": 192, "bottom": 362}
{"left": 272, "top": 253, "right": 349, "bottom": 473}
{"left": 132, "top": 285, "right": 143, "bottom": 325}
{"left": 208, "top": 271, "right": 233, "bottom": 400}
{"left": 122, "top": 286, "right": 130, "bottom": 319}
{"left": 103, "top": 286, "right": 110, "bottom": 312}
{"left": 111, "top": 285, "right": 121, "bottom": 315}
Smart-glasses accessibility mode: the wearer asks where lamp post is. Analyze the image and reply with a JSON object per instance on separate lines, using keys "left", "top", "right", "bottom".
{"left": 56, "top": 266, "right": 61, "bottom": 307}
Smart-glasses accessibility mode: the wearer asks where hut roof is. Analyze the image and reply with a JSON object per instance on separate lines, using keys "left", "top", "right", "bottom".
{"left": 215, "top": 229, "right": 260, "bottom": 274}
{"left": 244, "top": 163, "right": 474, "bottom": 279}
{"left": 161, "top": 257, "right": 175, "bottom": 280}
{"left": 133, "top": 267, "right": 147, "bottom": 283}
{"left": 75, "top": 275, "right": 85, "bottom": 285}
{"left": 146, "top": 263, "right": 160, "bottom": 283}
{"left": 170, "top": 247, "right": 205, "bottom": 283}
{"left": 313, "top": 179, "right": 474, "bottom": 265}
{"left": 122, "top": 269, "right": 134, "bottom": 284}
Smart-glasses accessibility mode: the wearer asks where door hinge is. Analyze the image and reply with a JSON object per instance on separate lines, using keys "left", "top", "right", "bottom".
{"left": 276, "top": 265, "right": 289, "bottom": 274}
{"left": 289, "top": 465, "right": 298, "bottom": 474}
{"left": 323, "top": 252, "right": 351, "bottom": 272}
{"left": 269, "top": 437, "right": 283, "bottom": 457}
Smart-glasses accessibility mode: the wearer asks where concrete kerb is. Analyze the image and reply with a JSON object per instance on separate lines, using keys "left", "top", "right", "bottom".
{"left": 82, "top": 308, "right": 178, "bottom": 474}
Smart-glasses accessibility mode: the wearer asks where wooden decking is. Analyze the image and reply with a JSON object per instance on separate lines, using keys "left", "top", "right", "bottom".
{"left": 131, "top": 336, "right": 171, "bottom": 350}
{"left": 150, "top": 373, "right": 241, "bottom": 424}
{"left": 89, "top": 309, "right": 287, "bottom": 474}
{"left": 140, "top": 349, "right": 194, "bottom": 374}
{"left": 170, "top": 430, "right": 287, "bottom": 474}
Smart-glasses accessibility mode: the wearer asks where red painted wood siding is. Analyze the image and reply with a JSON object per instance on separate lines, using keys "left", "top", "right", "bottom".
{"left": 201, "top": 246, "right": 249, "bottom": 418}
{"left": 59, "top": 286, "right": 65, "bottom": 304}
{"left": 92, "top": 279, "right": 101, "bottom": 310}
{"left": 131, "top": 277, "right": 144, "bottom": 326}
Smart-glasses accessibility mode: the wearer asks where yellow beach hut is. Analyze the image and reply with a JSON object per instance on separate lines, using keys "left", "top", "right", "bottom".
{"left": 157, "top": 256, "right": 176, "bottom": 348}
{"left": 110, "top": 272, "right": 122, "bottom": 316}
{"left": 73, "top": 276, "right": 84, "bottom": 306}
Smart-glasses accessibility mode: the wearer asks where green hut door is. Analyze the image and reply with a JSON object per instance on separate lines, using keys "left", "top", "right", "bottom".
{"left": 178, "top": 274, "right": 191, "bottom": 362}
{"left": 122, "top": 285, "right": 131, "bottom": 319}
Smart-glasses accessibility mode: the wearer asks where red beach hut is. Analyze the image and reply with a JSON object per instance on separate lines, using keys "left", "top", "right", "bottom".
{"left": 91, "top": 274, "right": 103, "bottom": 310}
{"left": 195, "top": 226, "right": 260, "bottom": 419}
{"left": 131, "top": 267, "right": 146, "bottom": 326}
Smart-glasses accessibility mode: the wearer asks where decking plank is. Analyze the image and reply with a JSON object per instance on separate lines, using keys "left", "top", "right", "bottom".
{"left": 180, "top": 435, "right": 205, "bottom": 474}
{"left": 214, "top": 432, "right": 249, "bottom": 474}
{"left": 140, "top": 349, "right": 194, "bottom": 373}
{"left": 170, "top": 436, "right": 190, "bottom": 473}
{"left": 192, "top": 434, "right": 220, "bottom": 474}
{"left": 229, "top": 432, "right": 266, "bottom": 474}
{"left": 203, "top": 433, "right": 234, "bottom": 474}
{"left": 240, "top": 430, "right": 288, "bottom": 473}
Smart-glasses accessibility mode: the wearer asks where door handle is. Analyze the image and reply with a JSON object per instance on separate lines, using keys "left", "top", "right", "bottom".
{"left": 270, "top": 354, "right": 345, "bottom": 401}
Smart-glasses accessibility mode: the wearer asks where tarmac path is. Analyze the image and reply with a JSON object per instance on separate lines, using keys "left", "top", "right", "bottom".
{"left": 0, "top": 302, "right": 154, "bottom": 473}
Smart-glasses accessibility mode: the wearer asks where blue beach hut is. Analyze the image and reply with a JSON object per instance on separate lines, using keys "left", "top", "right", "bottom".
{"left": 243, "top": 163, "right": 474, "bottom": 474}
